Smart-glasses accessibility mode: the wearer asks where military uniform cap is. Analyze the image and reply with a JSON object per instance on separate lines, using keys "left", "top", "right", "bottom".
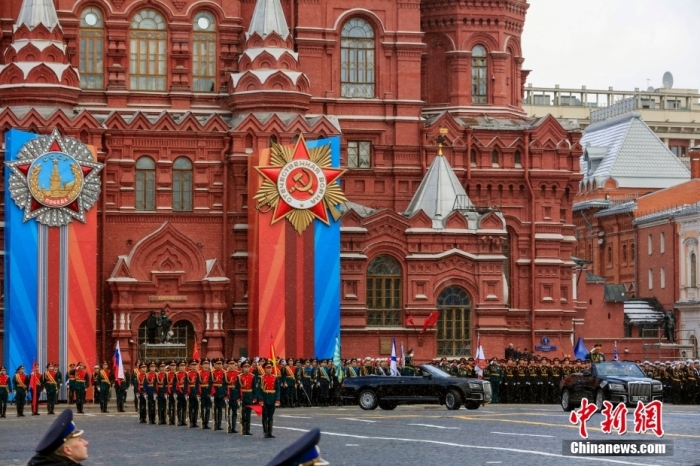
{"left": 17, "top": 364, "right": 24, "bottom": 371}
{"left": 46, "top": 363, "right": 53, "bottom": 369}
{"left": 594, "top": 343, "right": 602, "bottom": 347}
{"left": 34, "top": 409, "right": 83, "bottom": 455}
{"left": 159, "top": 362, "right": 166, "bottom": 367}
{"left": 241, "top": 360, "right": 251, "bottom": 367}
{"left": 263, "top": 361, "right": 273, "bottom": 368}
{"left": 190, "top": 359, "right": 199, "bottom": 365}
{"left": 140, "top": 362, "right": 147, "bottom": 368}
{"left": 178, "top": 360, "right": 187, "bottom": 366}
{"left": 350, "top": 358, "right": 357, "bottom": 363}
{"left": 149, "top": 362, "right": 156, "bottom": 367}
{"left": 265, "top": 427, "right": 328, "bottom": 466}
{"left": 201, "top": 358, "right": 211, "bottom": 364}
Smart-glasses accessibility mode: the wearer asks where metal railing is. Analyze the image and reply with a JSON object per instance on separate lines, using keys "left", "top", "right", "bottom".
{"left": 137, "top": 326, "right": 189, "bottom": 363}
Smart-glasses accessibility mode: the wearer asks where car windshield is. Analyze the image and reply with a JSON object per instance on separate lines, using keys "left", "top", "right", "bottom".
{"left": 594, "top": 362, "right": 645, "bottom": 378}
{"left": 418, "top": 364, "right": 452, "bottom": 378}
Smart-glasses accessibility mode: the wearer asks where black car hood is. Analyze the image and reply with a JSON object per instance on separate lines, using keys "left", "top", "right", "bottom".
{"left": 605, "top": 377, "right": 653, "bottom": 383}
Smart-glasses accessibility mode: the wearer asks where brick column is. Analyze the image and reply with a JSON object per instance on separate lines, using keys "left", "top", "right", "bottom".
{"left": 446, "top": 50, "right": 471, "bottom": 107}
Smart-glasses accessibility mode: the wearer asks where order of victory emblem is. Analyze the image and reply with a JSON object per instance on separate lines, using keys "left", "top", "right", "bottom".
{"left": 5, "top": 128, "right": 104, "bottom": 227}
{"left": 254, "top": 136, "right": 346, "bottom": 234}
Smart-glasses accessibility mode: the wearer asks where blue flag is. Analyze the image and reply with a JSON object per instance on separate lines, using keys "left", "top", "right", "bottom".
{"left": 574, "top": 337, "right": 588, "bottom": 360}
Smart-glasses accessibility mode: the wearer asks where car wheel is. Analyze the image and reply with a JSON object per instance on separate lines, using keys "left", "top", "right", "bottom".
{"left": 445, "top": 389, "right": 462, "bottom": 410}
{"left": 358, "top": 390, "right": 378, "bottom": 410}
{"left": 464, "top": 401, "right": 480, "bottom": 410}
{"left": 594, "top": 390, "right": 604, "bottom": 412}
{"left": 561, "top": 389, "right": 573, "bottom": 412}
{"left": 379, "top": 401, "right": 397, "bottom": 410}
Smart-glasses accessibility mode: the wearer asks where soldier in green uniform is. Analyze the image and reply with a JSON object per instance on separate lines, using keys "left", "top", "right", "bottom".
{"left": 586, "top": 343, "right": 606, "bottom": 363}
{"left": 41, "top": 363, "right": 61, "bottom": 415}
{"left": 235, "top": 360, "right": 257, "bottom": 436}
{"left": 211, "top": 358, "right": 227, "bottom": 430}
{"left": 501, "top": 358, "right": 515, "bottom": 403}
{"left": 114, "top": 364, "right": 128, "bottom": 413}
{"left": 317, "top": 360, "right": 332, "bottom": 407}
{"left": 485, "top": 358, "right": 502, "bottom": 403}
{"left": 258, "top": 361, "right": 281, "bottom": 438}
{"left": 13, "top": 365, "right": 29, "bottom": 417}
{"left": 281, "top": 357, "right": 297, "bottom": 408}
{"left": 550, "top": 359, "right": 563, "bottom": 404}
{"left": 96, "top": 361, "right": 113, "bottom": 413}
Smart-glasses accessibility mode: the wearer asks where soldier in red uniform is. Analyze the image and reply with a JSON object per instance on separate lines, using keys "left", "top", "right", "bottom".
{"left": 174, "top": 360, "right": 188, "bottom": 426}
{"left": 186, "top": 359, "right": 199, "bottom": 428}
{"left": 155, "top": 362, "right": 168, "bottom": 425}
{"left": 166, "top": 361, "right": 177, "bottom": 425}
{"left": 235, "top": 360, "right": 257, "bottom": 436}
{"left": 198, "top": 358, "right": 213, "bottom": 429}
{"left": 258, "top": 361, "right": 281, "bottom": 438}
{"left": 135, "top": 362, "right": 147, "bottom": 423}
{"left": 211, "top": 358, "right": 227, "bottom": 430}
{"left": 145, "top": 362, "right": 158, "bottom": 424}
{"left": 0, "top": 366, "right": 10, "bottom": 418}
{"left": 224, "top": 359, "right": 239, "bottom": 433}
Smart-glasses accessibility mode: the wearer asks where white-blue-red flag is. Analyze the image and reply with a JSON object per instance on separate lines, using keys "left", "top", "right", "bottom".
{"left": 390, "top": 338, "right": 400, "bottom": 376}
{"left": 613, "top": 341, "right": 619, "bottom": 361}
{"left": 113, "top": 341, "right": 125, "bottom": 386}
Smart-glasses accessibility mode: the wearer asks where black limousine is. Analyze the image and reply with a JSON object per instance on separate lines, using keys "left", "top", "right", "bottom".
{"left": 340, "top": 364, "right": 492, "bottom": 410}
{"left": 560, "top": 362, "right": 663, "bottom": 411}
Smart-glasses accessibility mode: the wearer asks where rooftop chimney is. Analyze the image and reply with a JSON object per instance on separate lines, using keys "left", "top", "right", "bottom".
{"left": 690, "top": 146, "right": 700, "bottom": 179}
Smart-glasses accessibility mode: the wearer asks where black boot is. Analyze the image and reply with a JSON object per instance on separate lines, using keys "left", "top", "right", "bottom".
{"left": 214, "top": 411, "right": 221, "bottom": 430}
{"left": 268, "top": 419, "right": 275, "bottom": 438}
{"left": 244, "top": 421, "right": 252, "bottom": 436}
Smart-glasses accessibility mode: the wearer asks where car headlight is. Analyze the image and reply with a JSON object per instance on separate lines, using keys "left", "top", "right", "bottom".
{"left": 652, "top": 384, "right": 662, "bottom": 392}
{"left": 469, "top": 382, "right": 482, "bottom": 390}
{"left": 608, "top": 383, "right": 625, "bottom": 391}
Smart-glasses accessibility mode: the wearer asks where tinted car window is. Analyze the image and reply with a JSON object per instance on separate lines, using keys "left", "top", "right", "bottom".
{"left": 420, "top": 365, "right": 452, "bottom": 378}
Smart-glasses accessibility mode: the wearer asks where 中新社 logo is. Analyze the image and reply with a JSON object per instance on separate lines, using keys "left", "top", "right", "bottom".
{"left": 5, "top": 128, "right": 103, "bottom": 227}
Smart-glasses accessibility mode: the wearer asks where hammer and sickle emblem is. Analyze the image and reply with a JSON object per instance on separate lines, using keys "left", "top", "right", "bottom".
{"left": 289, "top": 168, "right": 314, "bottom": 195}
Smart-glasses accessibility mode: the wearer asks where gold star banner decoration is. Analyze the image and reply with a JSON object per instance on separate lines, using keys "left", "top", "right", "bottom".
{"left": 254, "top": 136, "right": 347, "bottom": 235}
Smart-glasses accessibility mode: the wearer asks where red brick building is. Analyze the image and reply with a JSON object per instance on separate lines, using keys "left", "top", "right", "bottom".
{"left": 0, "top": 0, "right": 584, "bottom": 366}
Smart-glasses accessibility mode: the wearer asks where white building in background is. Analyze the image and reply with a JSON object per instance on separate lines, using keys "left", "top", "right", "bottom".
{"left": 523, "top": 84, "right": 700, "bottom": 160}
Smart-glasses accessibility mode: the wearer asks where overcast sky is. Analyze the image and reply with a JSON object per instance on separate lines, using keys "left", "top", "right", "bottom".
{"left": 522, "top": 0, "right": 700, "bottom": 91}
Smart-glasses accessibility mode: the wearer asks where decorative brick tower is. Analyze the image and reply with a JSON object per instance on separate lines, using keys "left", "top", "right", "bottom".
{"left": 0, "top": 0, "right": 80, "bottom": 107}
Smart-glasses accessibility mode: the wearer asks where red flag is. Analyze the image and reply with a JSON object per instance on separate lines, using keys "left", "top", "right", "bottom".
{"left": 192, "top": 340, "right": 200, "bottom": 361}
{"left": 406, "top": 315, "right": 415, "bottom": 326}
{"left": 30, "top": 363, "right": 39, "bottom": 413}
{"left": 421, "top": 311, "right": 439, "bottom": 333}
{"left": 270, "top": 339, "right": 280, "bottom": 376}
{"left": 246, "top": 404, "right": 263, "bottom": 417}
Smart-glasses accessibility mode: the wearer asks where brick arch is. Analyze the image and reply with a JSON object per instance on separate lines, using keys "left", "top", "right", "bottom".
{"left": 128, "top": 222, "right": 207, "bottom": 282}
{"left": 124, "top": 1, "right": 174, "bottom": 23}
{"left": 433, "top": 277, "right": 478, "bottom": 304}
{"left": 461, "top": 33, "right": 499, "bottom": 52}
{"left": 503, "top": 35, "right": 522, "bottom": 56}
{"left": 333, "top": 9, "right": 386, "bottom": 34}
{"left": 69, "top": 0, "right": 114, "bottom": 16}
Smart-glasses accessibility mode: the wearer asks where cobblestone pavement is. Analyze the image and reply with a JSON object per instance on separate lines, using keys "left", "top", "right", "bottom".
{"left": 1, "top": 402, "right": 698, "bottom": 466}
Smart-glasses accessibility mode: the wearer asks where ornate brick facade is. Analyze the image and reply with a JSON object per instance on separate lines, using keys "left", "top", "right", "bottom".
{"left": 0, "top": 0, "right": 584, "bottom": 366}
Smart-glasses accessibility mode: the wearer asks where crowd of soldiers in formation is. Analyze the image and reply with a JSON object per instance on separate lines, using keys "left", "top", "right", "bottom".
{"left": 2, "top": 354, "right": 699, "bottom": 424}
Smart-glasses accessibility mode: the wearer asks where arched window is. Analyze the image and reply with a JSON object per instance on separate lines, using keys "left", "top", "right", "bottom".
{"left": 691, "top": 252, "right": 697, "bottom": 288}
{"left": 514, "top": 150, "right": 522, "bottom": 167}
{"left": 491, "top": 150, "right": 499, "bottom": 167}
{"left": 471, "top": 45, "right": 487, "bottom": 104}
{"left": 172, "top": 157, "right": 192, "bottom": 212}
{"left": 366, "top": 255, "right": 401, "bottom": 326}
{"left": 79, "top": 8, "right": 104, "bottom": 90}
{"left": 622, "top": 244, "right": 628, "bottom": 263}
{"left": 192, "top": 12, "right": 216, "bottom": 92}
{"left": 135, "top": 156, "right": 156, "bottom": 211}
{"left": 470, "top": 149, "right": 477, "bottom": 166}
{"left": 340, "top": 18, "right": 375, "bottom": 98}
{"left": 436, "top": 286, "right": 472, "bottom": 357}
{"left": 130, "top": 9, "right": 167, "bottom": 91}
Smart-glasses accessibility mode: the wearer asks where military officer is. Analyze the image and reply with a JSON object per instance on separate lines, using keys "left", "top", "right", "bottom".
{"left": 402, "top": 349, "right": 417, "bottom": 376}
{"left": 198, "top": 358, "right": 213, "bottom": 429}
{"left": 235, "top": 360, "right": 257, "bottom": 436}
{"left": 317, "top": 360, "right": 332, "bottom": 407}
{"left": 298, "top": 359, "right": 314, "bottom": 407}
{"left": 346, "top": 359, "right": 361, "bottom": 378}
{"left": 186, "top": 359, "right": 200, "bottom": 428}
{"left": 211, "top": 358, "right": 227, "bottom": 430}
{"left": 95, "top": 361, "right": 113, "bottom": 413}
{"left": 501, "top": 358, "right": 515, "bottom": 404}
{"left": 131, "top": 361, "right": 141, "bottom": 413}
{"left": 155, "top": 362, "right": 169, "bottom": 424}
{"left": 174, "top": 360, "right": 188, "bottom": 426}
{"left": 0, "top": 366, "right": 10, "bottom": 417}
{"left": 144, "top": 362, "right": 158, "bottom": 424}
{"left": 550, "top": 359, "right": 563, "bottom": 404}
{"left": 135, "top": 362, "right": 148, "bottom": 423}
{"left": 258, "top": 361, "right": 281, "bottom": 438}
{"left": 224, "top": 359, "right": 240, "bottom": 433}
{"left": 166, "top": 361, "right": 177, "bottom": 425}
{"left": 66, "top": 363, "right": 76, "bottom": 405}
{"left": 91, "top": 365, "right": 100, "bottom": 406}
{"left": 586, "top": 343, "right": 606, "bottom": 363}
{"left": 281, "top": 357, "right": 297, "bottom": 408}
{"left": 41, "top": 363, "right": 61, "bottom": 415}
{"left": 484, "top": 358, "right": 502, "bottom": 403}
{"left": 73, "top": 362, "right": 89, "bottom": 414}
{"left": 14, "top": 365, "right": 29, "bottom": 417}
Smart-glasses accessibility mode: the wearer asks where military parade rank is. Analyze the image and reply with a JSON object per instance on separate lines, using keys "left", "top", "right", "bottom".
{"left": 175, "top": 360, "right": 188, "bottom": 427}
{"left": 198, "top": 359, "right": 213, "bottom": 429}
{"left": 235, "top": 360, "right": 257, "bottom": 436}
{"left": 155, "top": 362, "right": 169, "bottom": 425}
{"left": 258, "top": 361, "right": 281, "bottom": 438}
{"left": 144, "top": 362, "right": 158, "bottom": 424}
{"left": 224, "top": 359, "right": 240, "bottom": 433}
{"left": 41, "top": 363, "right": 60, "bottom": 415}
{"left": 211, "top": 358, "right": 227, "bottom": 431}
{"left": 0, "top": 367, "right": 10, "bottom": 418}
{"left": 136, "top": 363, "right": 148, "bottom": 423}
{"left": 186, "top": 360, "right": 200, "bottom": 428}
{"left": 166, "top": 362, "right": 177, "bottom": 426}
